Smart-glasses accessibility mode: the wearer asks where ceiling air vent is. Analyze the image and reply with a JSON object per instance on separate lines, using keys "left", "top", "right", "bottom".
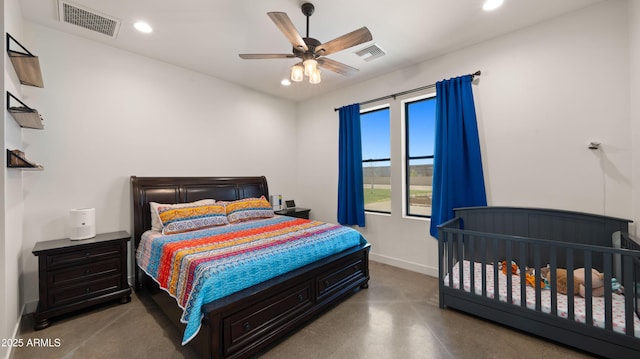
{"left": 57, "top": 1, "right": 121, "bottom": 38}
{"left": 355, "top": 44, "right": 386, "bottom": 62}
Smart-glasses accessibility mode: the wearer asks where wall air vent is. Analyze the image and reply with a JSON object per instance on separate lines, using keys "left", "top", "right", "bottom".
{"left": 57, "top": 1, "right": 121, "bottom": 38}
{"left": 355, "top": 44, "right": 386, "bottom": 62}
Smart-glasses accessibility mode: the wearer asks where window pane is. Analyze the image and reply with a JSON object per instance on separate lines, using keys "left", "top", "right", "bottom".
{"left": 363, "top": 160, "right": 391, "bottom": 212}
{"left": 405, "top": 97, "right": 435, "bottom": 217}
{"left": 407, "top": 158, "right": 432, "bottom": 216}
{"left": 361, "top": 108, "right": 390, "bottom": 161}
{"left": 361, "top": 107, "right": 390, "bottom": 213}
{"left": 407, "top": 99, "right": 435, "bottom": 158}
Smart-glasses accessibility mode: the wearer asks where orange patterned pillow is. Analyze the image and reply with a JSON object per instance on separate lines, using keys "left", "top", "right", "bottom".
{"left": 225, "top": 196, "right": 274, "bottom": 223}
{"left": 150, "top": 199, "right": 216, "bottom": 231}
{"left": 159, "top": 203, "right": 228, "bottom": 234}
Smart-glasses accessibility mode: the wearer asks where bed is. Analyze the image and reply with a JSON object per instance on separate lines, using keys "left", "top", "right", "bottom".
{"left": 131, "top": 176, "right": 370, "bottom": 359}
{"left": 438, "top": 206, "right": 640, "bottom": 358}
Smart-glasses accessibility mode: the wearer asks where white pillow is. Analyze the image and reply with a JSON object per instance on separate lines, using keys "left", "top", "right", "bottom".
{"left": 149, "top": 199, "right": 216, "bottom": 231}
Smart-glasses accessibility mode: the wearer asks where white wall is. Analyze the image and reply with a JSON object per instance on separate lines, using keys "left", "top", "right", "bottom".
{"left": 1, "top": 0, "right": 7, "bottom": 353}
{"left": 18, "top": 23, "right": 298, "bottom": 308}
{"left": 296, "top": 0, "right": 633, "bottom": 276}
{"left": 631, "top": 0, "right": 640, "bottom": 236}
{"left": 3, "top": 0, "right": 26, "bottom": 357}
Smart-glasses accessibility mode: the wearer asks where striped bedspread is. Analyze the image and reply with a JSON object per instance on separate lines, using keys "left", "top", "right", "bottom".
{"left": 136, "top": 215, "right": 367, "bottom": 344}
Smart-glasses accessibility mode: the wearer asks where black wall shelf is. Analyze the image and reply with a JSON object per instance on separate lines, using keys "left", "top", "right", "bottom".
{"left": 7, "top": 149, "right": 43, "bottom": 170}
{"left": 7, "top": 33, "right": 44, "bottom": 88}
{"left": 7, "top": 92, "right": 44, "bottom": 129}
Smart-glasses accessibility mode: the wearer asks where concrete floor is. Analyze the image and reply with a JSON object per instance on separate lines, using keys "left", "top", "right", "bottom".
{"left": 11, "top": 261, "right": 595, "bottom": 359}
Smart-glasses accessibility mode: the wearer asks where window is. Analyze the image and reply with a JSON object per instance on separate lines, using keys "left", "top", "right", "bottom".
{"left": 361, "top": 107, "right": 391, "bottom": 213}
{"left": 405, "top": 96, "right": 436, "bottom": 217}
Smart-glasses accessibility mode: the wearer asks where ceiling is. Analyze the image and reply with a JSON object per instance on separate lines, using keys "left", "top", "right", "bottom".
{"left": 19, "top": 0, "right": 606, "bottom": 102}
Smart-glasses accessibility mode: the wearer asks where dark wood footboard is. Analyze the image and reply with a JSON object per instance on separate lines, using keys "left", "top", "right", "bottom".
{"left": 143, "top": 243, "right": 370, "bottom": 359}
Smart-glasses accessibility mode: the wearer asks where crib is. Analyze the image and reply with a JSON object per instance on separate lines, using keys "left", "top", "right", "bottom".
{"left": 438, "top": 207, "right": 640, "bottom": 358}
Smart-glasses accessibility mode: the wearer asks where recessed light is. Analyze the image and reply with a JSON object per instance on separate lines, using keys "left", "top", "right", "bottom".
{"left": 134, "top": 21, "right": 153, "bottom": 33}
{"left": 281, "top": 79, "right": 292, "bottom": 86}
{"left": 483, "top": 0, "right": 504, "bottom": 11}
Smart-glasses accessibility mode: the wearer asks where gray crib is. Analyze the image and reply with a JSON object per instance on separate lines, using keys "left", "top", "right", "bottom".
{"left": 438, "top": 206, "right": 640, "bottom": 358}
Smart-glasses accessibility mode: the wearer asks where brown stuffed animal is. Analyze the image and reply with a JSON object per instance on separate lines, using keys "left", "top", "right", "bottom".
{"left": 545, "top": 268, "right": 580, "bottom": 295}
{"left": 544, "top": 267, "right": 605, "bottom": 297}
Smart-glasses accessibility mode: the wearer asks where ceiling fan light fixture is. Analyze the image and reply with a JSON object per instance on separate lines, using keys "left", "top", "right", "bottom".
{"left": 303, "top": 58, "right": 318, "bottom": 76}
{"left": 291, "top": 64, "right": 304, "bottom": 82}
{"left": 241, "top": 3, "right": 372, "bottom": 86}
{"left": 309, "top": 68, "right": 321, "bottom": 84}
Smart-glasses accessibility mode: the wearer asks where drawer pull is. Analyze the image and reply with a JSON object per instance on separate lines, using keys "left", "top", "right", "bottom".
{"left": 84, "top": 252, "right": 91, "bottom": 257}
{"left": 297, "top": 294, "right": 304, "bottom": 302}
{"left": 84, "top": 269, "right": 91, "bottom": 275}
{"left": 243, "top": 322, "right": 251, "bottom": 332}
{"left": 354, "top": 264, "right": 361, "bottom": 270}
{"left": 324, "top": 280, "right": 330, "bottom": 287}
{"left": 85, "top": 287, "right": 91, "bottom": 293}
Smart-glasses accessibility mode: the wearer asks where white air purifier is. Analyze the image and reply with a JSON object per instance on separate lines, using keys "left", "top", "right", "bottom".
{"left": 270, "top": 195, "right": 282, "bottom": 211}
{"left": 69, "top": 208, "right": 96, "bottom": 240}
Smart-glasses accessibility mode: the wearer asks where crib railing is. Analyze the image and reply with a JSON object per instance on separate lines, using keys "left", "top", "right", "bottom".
{"left": 438, "top": 215, "right": 640, "bottom": 338}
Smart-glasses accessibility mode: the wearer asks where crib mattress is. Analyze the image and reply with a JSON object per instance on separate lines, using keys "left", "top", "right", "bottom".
{"left": 444, "top": 260, "right": 640, "bottom": 338}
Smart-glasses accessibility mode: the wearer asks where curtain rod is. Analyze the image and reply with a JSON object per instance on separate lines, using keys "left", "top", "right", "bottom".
{"left": 334, "top": 70, "right": 481, "bottom": 112}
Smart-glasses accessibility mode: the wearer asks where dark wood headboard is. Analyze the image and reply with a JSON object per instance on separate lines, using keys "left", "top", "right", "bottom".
{"left": 130, "top": 176, "right": 269, "bottom": 249}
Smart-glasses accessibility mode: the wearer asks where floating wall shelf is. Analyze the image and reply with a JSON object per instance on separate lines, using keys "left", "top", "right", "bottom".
{"left": 7, "top": 92, "right": 44, "bottom": 129}
{"left": 7, "top": 33, "right": 44, "bottom": 88}
{"left": 7, "top": 149, "right": 43, "bottom": 170}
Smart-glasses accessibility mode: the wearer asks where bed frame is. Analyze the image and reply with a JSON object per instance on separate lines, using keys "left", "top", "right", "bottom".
{"left": 438, "top": 206, "right": 640, "bottom": 358}
{"left": 131, "top": 176, "right": 370, "bottom": 359}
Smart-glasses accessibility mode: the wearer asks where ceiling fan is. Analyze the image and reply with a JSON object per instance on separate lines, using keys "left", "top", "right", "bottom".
{"left": 239, "top": 2, "right": 373, "bottom": 84}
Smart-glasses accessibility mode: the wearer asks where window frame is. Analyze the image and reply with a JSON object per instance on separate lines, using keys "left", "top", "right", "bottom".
{"left": 403, "top": 94, "right": 436, "bottom": 218}
{"left": 360, "top": 106, "right": 391, "bottom": 214}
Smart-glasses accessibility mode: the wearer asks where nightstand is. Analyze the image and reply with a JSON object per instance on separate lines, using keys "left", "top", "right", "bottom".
{"left": 275, "top": 207, "right": 311, "bottom": 219}
{"left": 31, "top": 231, "right": 132, "bottom": 330}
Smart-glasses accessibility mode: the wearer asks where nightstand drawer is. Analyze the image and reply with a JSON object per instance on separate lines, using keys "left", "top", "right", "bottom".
{"left": 48, "top": 258, "right": 121, "bottom": 287}
{"left": 49, "top": 276, "right": 121, "bottom": 307}
{"left": 46, "top": 244, "right": 121, "bottom": 268}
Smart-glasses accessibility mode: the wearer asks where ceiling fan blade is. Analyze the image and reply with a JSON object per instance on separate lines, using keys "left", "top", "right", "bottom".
{"left": 317, "top": 58, "right": 359, "bottom": 76}
{"left": 267, "top": 12, "right": 308, "bottom": 52}
{"left": 315, "top": 27, "right": 372, "bottom": 56}
{"left": 239, "top": 54, "right": 296, "bottom": 59}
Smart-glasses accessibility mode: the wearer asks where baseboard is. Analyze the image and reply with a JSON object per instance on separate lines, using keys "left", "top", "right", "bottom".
{"left": 369, "top": 253, "right": 438, "bottom": 277}
{"left": 3, "top": 304, "right": 25, "bottom": 359}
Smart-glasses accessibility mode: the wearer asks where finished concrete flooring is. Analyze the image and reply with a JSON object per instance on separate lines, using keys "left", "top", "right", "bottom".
{"left": 11, "top": 261, "right": 595, "bottom": 359}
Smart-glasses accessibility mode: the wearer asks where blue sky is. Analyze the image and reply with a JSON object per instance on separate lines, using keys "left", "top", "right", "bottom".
{"left": 360, "top": 97, "right": 436, "bottom": 161}
{"left": 361, "top": 108, "right": 390, "bottom": 160}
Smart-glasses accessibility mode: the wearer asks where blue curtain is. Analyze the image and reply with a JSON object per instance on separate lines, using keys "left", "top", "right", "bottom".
{"left": 430, "top": 75, "right": 486, "bottom": 238}
{"left": 337, "top": 104, "right": 365, "bottom": 227}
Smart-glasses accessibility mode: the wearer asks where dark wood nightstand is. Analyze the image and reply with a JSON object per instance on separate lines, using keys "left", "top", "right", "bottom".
{"left": 31, "top": 231, "right": 132, "bottom": 330}
{"left": 275, "top": 208, "right": 311, "bottom": 219}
